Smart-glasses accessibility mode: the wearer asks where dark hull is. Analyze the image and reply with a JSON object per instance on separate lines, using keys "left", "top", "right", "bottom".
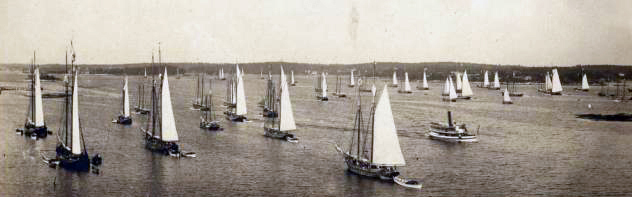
{"left": 21, "top": 123, "right": 48, "bottom": 138}
{"left": 317, "top": 96, "right": 328, "bottom": 101}
{"left": 263, "top": 127, "right": 297, "bottom": 142}
{"left": 262, "top": 109, "right": 278, "bottom": 118}
{"left": 134, "top": 107, "right": 150, "bottom": 114}
{"left": 192, "top": 103, "right": 209, "bottom": 111}
{"left": 416, "top": 87, "right": 429, "bottom": 90}
{"left": 116, "top": 115, "right": 132, "bottom": 125}
{"left": 397, "top": 90, "right": 412, "bottom": 94}
{"left": 55, "top": 145, "right": 90, "bottom": 172}
{"left": 200, "top": 121, "right": 223, "bottom": 131}
{"left": 145, "top": 134, "right": 181, "bottom": 156}
{"left": 343, "top": 154, "right": 399, "bottom": 181}
{"left": 457, "top": 96, "right": 471, "bottom": 100}
{"left": 225, "top": 111, "right": 248, "bottom": 122}
{"left": 509, "top": 93, "right": 524, "bottom": 97}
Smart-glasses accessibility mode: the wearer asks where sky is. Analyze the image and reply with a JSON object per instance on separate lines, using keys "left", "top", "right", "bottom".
{"left": 1, "top": 0, "right": 631, "bottom": 66}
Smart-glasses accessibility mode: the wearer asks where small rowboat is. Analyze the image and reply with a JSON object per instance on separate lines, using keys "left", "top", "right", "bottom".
{"left": 394, "top": 176, "right": 422, "bottom": 189}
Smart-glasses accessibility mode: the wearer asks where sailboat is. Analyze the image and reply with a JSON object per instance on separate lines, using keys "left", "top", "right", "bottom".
{"left": 144, "top": 68, "right": 147, "bottom": 78}
{"left": 417, "top": 70, "right": 429, "bottom": 90}
{"left": 427, "top": 111, "right": 478, "bottom": 143}
{"left": 135, "top": 81, "right": 150, "bottom": 114}
{"left": 192, "top": 74, "right": 209, "bottom": 111}
{"left": 489, "top": 71, "right": 500, "bottom": 90}
{"left": 225, "top": 64, "right": 248, "bottom": 122}
{"left": 264, "top": 67, "right": 298, "bottom": 142}
{"left": 480, "top": 70, "right": 490, "bottom": 88}
{"left": 317, "top": 72, "right": 328, "bottom": 101}
{"left": 219, "top": 68, "right": 226, "bottom": 80}
{"left": 551, "top": 69, "right": 563, "bottom": 95}
{"left": 290, "top": 70, "right": 296, "bottom": 86}
{"left": 502, "top": 88, "right": 513, "bottom": 104}
{"left": 458, "top": 70, "right": 473, "bottom": 99}
{"left": 200, "top": 78, "right": 222, "bottom": 131}
{"left": 17, "top": 53, "right": 49, "bottom": 138}
{"left": 455, "top": 72, "right": 463, "bottom": 93}
{"left": 398, "top": 72, "right": 412, "bottom": 94}
{"left": 508, "top": 75, "right": 524, "bottom": 97}
{"left": 335, "top": 85, "right": 419, "bottom": 187}
{"left": 262, "top": 77, "right": 278, "bottom": 117}
{"left": 51, "top": 57, "right": 101, "bottom": 171}
{"left": 441, "top": 77, "right": 450, "bottom": 96}
{"left": 348, "top": 70, "right": 355, "bottom": 87}
{"left": 390, "top": 70, "right": 398, "bottom": 87}
{"left": 576, "top": 73, "right": 590, "bottom": 91}
{"left": 538, "top": 72, "right": 553, "bottom": 93}
{"left": 442, "top": 77, "right": 457, "bottom": 102}
{"left": 333, "top": 73, "right": 347, "bottom": 97}
{"left": 114, "top": 76, "right": 132, "bottom": 124}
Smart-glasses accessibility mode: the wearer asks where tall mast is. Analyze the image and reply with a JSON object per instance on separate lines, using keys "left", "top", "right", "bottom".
{"left": 65, "top": 49, "right": 69, "bottom": 145}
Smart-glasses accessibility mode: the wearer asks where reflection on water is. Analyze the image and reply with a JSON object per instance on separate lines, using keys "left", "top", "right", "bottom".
{"left": 1, "top": 72, "right": 631, "bottom": 196}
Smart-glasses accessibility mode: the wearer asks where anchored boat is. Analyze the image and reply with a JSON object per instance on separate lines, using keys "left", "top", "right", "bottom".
{"left": 398, "top": 72, "right": 412, "bottom": 94}
{"left": 427, "top": 111, "right": 478, "bottom": 143}
{"left": 264, "top": 67, "right": 298, "bottom": 142}
{"left": 225, "top": 64, "right": 248, "bottom": 122}
{"left": 114, "top": 76, "right": 132, "bottom": 124}
{"left": 200, "top": 78, "right": 222, "bottom": 131}
{"left": 17, "top": 52, "right": 49, "bottom": 138}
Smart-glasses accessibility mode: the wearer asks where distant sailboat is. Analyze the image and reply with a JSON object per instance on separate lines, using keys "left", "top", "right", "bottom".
{"left": 442, "top": 77, "right": 450, "bottom": 96}
{"left": 442, "top": 77, "right": 457, "bottom": 102}
{"left": 290, "top": 70, "right": 296, "bottom": 86}
{"left": 482, "top": 70, "right": 490, "bottom": 88}
{"left": 576, "top": 73, "right": 590, "bottom": 91}
{"left": 417, "top": 70, "right": 429, "bottom": 90}
{"left": 219, "top": 68, "right": 226, "bottom": 80}
{"left": 427, "top": 111, "right": 478, "bottom": 143}
{"left": 144, "top": 68, "right": 147, "bottom": 78}
{"left": 455, "top": 73, "right": 463, "bottom": 93}
{"left": 398, "top": 72, "right": 412, "bottom": 94}
{"left": 333, "top": 73, "right": 347, "bottom": 97}
{"left": 192, "top": 74, "right": 209, "bottom": 111}
{"left": 114, "top": 76, "right": 132, "bottom": 124}
{"left": 348, "top": 70, "right": 355, "bottom": 87}
{"left": 135, "top": 81, "right": 150, "bottom": 114}
{"left": 317, "top": 72, "right": 328, "bottom": 101}
{"left": 262, "top": 77, "right": 278, "bottom": 118}
{"left": 390, "top": 70, "right": 398, "bottom": 87}
{"left": 335, "top": 85, "right": 418, "bottom": 187}
{"left": 225, "top": 64, "right": 248, "bottom": 122}
{"left": 458, "top": 70, "right": 473, "bottom": 99}
{"left": 17, "top": 53, "right": 49, "bottom": 138}
{"left": 551, "top": 69, "right": 563, "bottom": 95}
{"left": 503, "top": 88, "right": 513, "bottom": 104}
{"left": 508, "top": 74, "right": 524, "bottom": 97}
{"left": 490, "top": 71, "right": 500, "bottom": 90}
{"left": 200, "top": 78, "right": 222, "bottom": 131}
{"left": 264, "top": 67, "right": 298, "bottom": 142}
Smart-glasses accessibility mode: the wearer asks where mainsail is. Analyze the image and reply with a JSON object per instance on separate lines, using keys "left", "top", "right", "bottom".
{"left": 33, "top": 67, "right": 45, "bottom": 126}
{"left": 422, "top": 71, "right": 428, "bottom": 89}
{"left": 493, "top": 72, "right": 500, "bottom": 89}
{"left": 456, "top": 73, "right": 462, "bottom": 91}
{"left": 483, "top": 71, "right": 490, "bottom": 87}
{"left": 235, "top": 65, "right": 247, "bottom": 115}
{"left": 321, "top": 72, "right": 327, "bottom": 98}
{"left": 461, "top": 70, "right": 473, "bottom": 97}
{"left": 372, "top": 85, "right": 406, "bottom": 166}
{"left": 161, "top": 68, "right": 179, "bottom": 142}
{"left": 403, "top": 72, "right": 411, "bottom": 92}
{"left": 123, "top": 76, "right": 130, "bottom": 117}
{"left": 392, "top": 71, "right": 398, "bottom": 86}
{"left": 503, "top": 88, "right": 512, "bottom": 103}
{"left": 448, "top": 77, "right": 457, "bottom": 100}
{"left": 291, "top": 70, "right": 295, "bottom": 85}
{"left": 581, "top": 74, "right": 590, "bottom": 90}
{"left": 71, "top": 71, "right": 82, "bottom": 155}
{"left": 350, "top": 70, "right": 355, "bottom": 86}
{"left": 551, "top": 69, "right": 563, "bottom": 93}
{"left": 443, "top": 77, "right": 450, "bottom": 95}
{"left": 279, "top": 67, "right": 296, "bottom": 131}
{"left": 545, "top": 72, "right": 552, "bottom": 91}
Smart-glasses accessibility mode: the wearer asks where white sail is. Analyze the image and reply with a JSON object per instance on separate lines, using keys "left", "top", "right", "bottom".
{"left": 144, "top": 68, "right": 147, "bottom": 78}
{"left": 456, "top": 73, "right": 462, "bottom": 91}
{"left": 422, "top": 71, "right": 428, "bottom": 89}
{"left": 161, "top": 68, "right": 179, "bottom": 142}
{"left": 545, "top": 72, "right": 552, "bottom": 91}
{"left": 372, "top": 85, "right": 406, "bottom": 166}
{"left": 493, "top": 72, "right": 500, "bottom": 89}
{"left": 483, "top": 71, "right": 490, "bottom": 87}
{"left": 71, "top": 71, "right": 82, "bottom": 155}
{"left": 291, "top": 70, "right": 295, "bottom": 85}
{"left": 448, "top": 77, "right": 457, "bottom": 100}
{"left": 461, "top": 70, "right": 473, "bottom": 97}
{"left": 279, "top": 67, "right": 296, "bottom": 131}
{"left": 321, "top": 72, "right": 327, "bottom": 98}
{"left": 33, "top": 67, "right": 45, "bottom": 126}
{"left": 371, "top": 84, "right": 377, "bottom": 97}
{"left": 235, "top": 65, "right": 247, "bottom": 115}
{"left": 350, "top": 71, "right": 355, "bottom": 86}
{"left": 219, "top": 68, "right": 224, "bottom": 79}
{"left": 123, "top": 76, "right": 130, "bottom": 117}
{"left": 503, "top": 88, "right": 512, "bottom": 103}
{"left": 551, "top": 69, "right": 563, "bottom": 93}
{"left": 392, "top": 71, "right": 398, "bottom": 85}
{"left": 443, "top": 78, "right": 450, "bottom": 95}
{"left": 581, "top": 74, "right": 589, "bottom": 90}
{"left": 404, "top": 72, "right": 411, "bottom": 91}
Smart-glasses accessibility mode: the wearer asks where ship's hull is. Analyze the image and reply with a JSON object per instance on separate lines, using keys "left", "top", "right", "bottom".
{"left": 317, "top": 96, "right": 328, "bottom": 101}
{"left": 144, "top": 134, "right": 181, "bottom": 156}
{"left": 427, "top": 130, "right": 478, "bottom": 143}
{"left": 20, "top": 123, "right": 48, "bottom": 138}
{"left": 397, "top": 90, "right": 412, "bottom": 94}
{"left": 55, "top": 145, "right": 90, "bottom": 171}
{"left": 134, "top": 106, "right": 150, "bottom": 114}
{"left": 343, "top": 154, "right": 399, "bottom": 181}
{"left": 333, "top": 93, "right": 347, "bottom": 97}
{"left": 200, "top": 121, "right": 223, "bottom": 131}
{"left": 417, "top": 87, "right": 429, "bottom": 90}
{"left": 116, "top": 115, "right": 132, "bottom": 125}
{"left": 225, "top": 111, "right": 247, "bottom": 122}
{"left": 264, "top": 128, "right": 298, "bottom": 142}
{"left": 262, "top": 108, "right": 278, "bottom": 118}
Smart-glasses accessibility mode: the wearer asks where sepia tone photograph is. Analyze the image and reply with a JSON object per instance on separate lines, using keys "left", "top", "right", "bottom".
{"left": 1, "top": 0, "right": 631, "bottom": 196}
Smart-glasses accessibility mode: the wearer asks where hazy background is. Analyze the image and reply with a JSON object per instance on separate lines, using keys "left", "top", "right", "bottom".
{"left": 1, "top": 0, "right": 631, "bottom": 66}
